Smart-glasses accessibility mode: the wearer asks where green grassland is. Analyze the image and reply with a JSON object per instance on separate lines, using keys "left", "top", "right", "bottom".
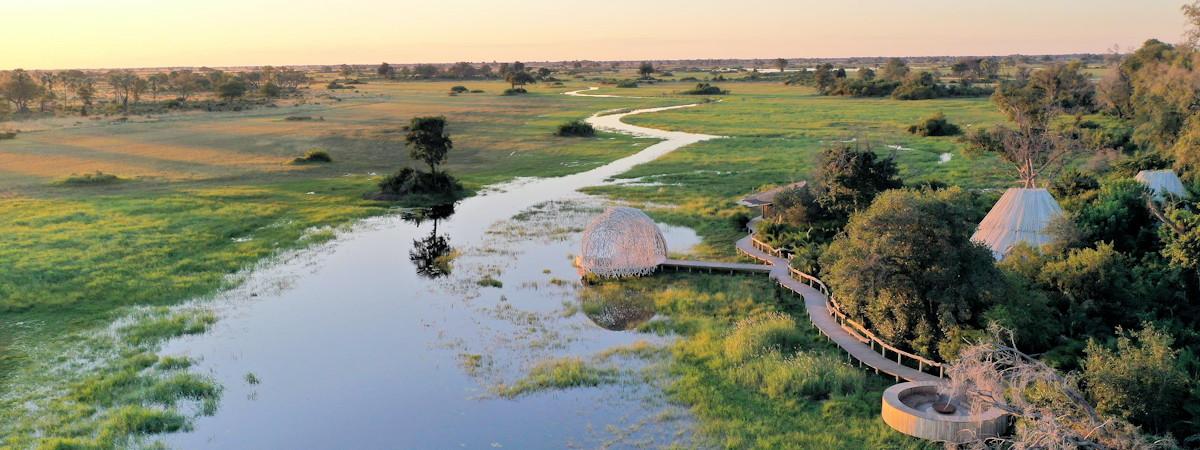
{"left": 583, "top": 82, "right": 1011, "bottom": 258}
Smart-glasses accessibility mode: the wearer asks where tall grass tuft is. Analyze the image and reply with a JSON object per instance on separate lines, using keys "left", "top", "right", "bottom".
{"left": 723, "top": 311, "right": 809, "bottom": 362}
{"left": 494, "top": 357, "right": 617, "bottom": 398}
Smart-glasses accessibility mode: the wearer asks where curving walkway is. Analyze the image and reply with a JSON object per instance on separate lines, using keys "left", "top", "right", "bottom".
{"left": 733, "top": 219, "right": 939, "bottom": 382}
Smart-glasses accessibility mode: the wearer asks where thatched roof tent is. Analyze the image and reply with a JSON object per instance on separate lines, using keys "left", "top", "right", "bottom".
{"left": 738, "top": 181, "right": 808, "bottom": 208}
{"left": 1136, "top": 169, "right": 1188, "bottom": 200}
{"left": 579, "top": 207, "right": 667, "bottom": 278}
{"left": 738, "top": 181, "right": 807, "bottom": 218}
{"left": 971, "top": 188, "right": 1064, "bottom": 259}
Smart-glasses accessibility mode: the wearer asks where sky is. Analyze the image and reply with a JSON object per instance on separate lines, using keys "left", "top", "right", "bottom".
{"left": 1, "top": 0, "right": 1191, "bottom": 70}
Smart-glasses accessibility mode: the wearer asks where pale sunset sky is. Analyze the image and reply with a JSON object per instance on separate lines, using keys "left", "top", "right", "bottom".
{"left": 1, "top": 0, "right": 1190, "bottom": 70}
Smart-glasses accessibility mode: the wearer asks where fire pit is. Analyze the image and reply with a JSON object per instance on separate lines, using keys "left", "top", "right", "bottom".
{"left": 881, "top": 381, "right": 1008, "bottom": 443}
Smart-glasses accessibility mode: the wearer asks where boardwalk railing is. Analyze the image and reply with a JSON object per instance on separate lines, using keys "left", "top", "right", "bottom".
{"left": 742, "top": 226, "right": 946, "bottom": 379}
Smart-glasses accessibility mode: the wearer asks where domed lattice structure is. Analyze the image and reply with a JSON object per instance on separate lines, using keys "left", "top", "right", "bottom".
{"left": 579, "top": 207, "right": 668, "bottom": 278}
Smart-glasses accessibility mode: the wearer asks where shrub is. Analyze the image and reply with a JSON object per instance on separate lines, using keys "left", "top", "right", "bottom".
{"left": 58, "top": 171, "right": 123, "bottom": 186}
{"left": 376, "top": 168, "right": 463, "bottom": 199}
{"left": 450, "top": 85, "right": 469, "bottom": 93}
{"left": 723, "top": 312, "right": 808, "bottom": 362}
{"left": 293, "top": 149, "right": 332, "bottom": 164}
{"left": 555, "top": 120, "right": 595, "bottom": 137}
{"left": 906, "top": 112, "right": 961, "bottom": 136}
{"left": 681, "top": 83, "right": 728, "bottom": 95}
{"left": 0, "top": 131, "right": 16, "bottom": 140}
{"left": 502, "top": 87, "right": 527, "bottom": 95}
{"left": 284, "top": 115, "right": 314, "bottom": 121}
{"left": 615, "top": 80, "right": 639, "bottom": 88}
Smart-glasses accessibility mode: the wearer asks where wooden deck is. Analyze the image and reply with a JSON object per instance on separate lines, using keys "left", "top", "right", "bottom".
{"left": 733, "top": 225, "right": 939, "bottom": 383}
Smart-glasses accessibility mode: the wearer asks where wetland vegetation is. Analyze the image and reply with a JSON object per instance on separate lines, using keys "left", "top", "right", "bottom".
{"left": 4, "top": 11, "right": 1200, "bottom": 445}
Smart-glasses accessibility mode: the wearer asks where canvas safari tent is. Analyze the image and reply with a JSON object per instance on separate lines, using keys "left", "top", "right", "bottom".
{"left": 971, "top": 188, "right": 1064, "bottom": 260}
{"left": 1136, "top": 169, "right": 1189, "bottom": 201}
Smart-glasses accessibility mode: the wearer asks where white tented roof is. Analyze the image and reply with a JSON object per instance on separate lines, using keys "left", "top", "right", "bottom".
{"left": 971, "top": 188, "right": 1064, "bottom": 259}
{"left": 1135, "top": 169, "right": 1188, "bottom": 200}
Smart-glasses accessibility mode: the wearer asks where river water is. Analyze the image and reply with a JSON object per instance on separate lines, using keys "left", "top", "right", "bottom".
{"left": 156, "top": 99, "right": 721, "bottom": 449}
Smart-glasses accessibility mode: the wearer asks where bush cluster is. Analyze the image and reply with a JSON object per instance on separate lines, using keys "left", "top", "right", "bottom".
{"left": 377, "top": 167, "right": 462, "bottom": 198}
{"left": 680, "top": 83, "right": 728, "bottom": 95}
{"left": 555, "top": 120, "right": 595, "bottom": 137}
{"left": 292, "top": 149, "right": 332, "bottom": 163}
{"left": 907, "top": 112, "right": 961, "bottom": 136}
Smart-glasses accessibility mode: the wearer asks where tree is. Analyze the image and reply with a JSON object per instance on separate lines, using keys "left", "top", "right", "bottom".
{"left": 638, "top": 61, "right": 654, "bottom": 79}
{"left": 812, "top": 144, "right": 902, "bottom": 220}
{"left": 813, "top": 63, "right": 837, "bottom": 94}
{"left": 1097, "top": 65, "right": 1133, "bottom": 118}
{"left": 106, "top": 70, "right": 138, "bottom": 111}
{"left": 169, "top": 71, "right": 198, "bottom": 101}
{"left": 820, "top": 188, "right": 1004, "bottom": 357}
{"left": 1039, "top": 243, "right": 1139, "bottom": 336}
{"left": 962, "top": 77, "right": 1076, "bottom": 188}
{"left": 505, "top": 70, "right": 535, "bottom": 90}
{"left": 944, "top": 326, "right": 1163, "bottom": 449}
{"left": 879, "top": 57, "right": 909, "bottom": 81}
{"left": 260, "top": 82, "right": 282, "bottom": 98}
{"left": 217, "top": 79, "right": 247, "bottom": 101}
{"left": 856, "top": 67, "right": 875, "bottom": 81}
{"left": 377, "top": 62, "right": 394, "bottom": 79}
{"left": 147, "top": 73, "right": 168, "bottom": 101}
{"left": 76, "top": 82, "right": 95, "bottom": 116}
{"left": 774, "top": 58, "right": 788, "bottom": 73}
{"left": 0, "top": 69, "right": 43, "bottom": 113}
{"left": 1083, "top": 323, "right": 1189, "bottom": 434}
{"left": 1030, "top": 62, "right": 1095, "bottom": 112}
{"left": 405, "top": 116, "right": 453, "bottom": 175}
{"left": 130, "top": 77, "right": 148, "bottom": 106}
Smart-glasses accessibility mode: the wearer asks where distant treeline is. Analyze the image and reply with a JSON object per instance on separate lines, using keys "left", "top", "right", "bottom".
{"left": 784, "top": 59, "right": 995, "bottom": 100}
{"left": 0, "top": 66, "right": 310, "bottom": 118}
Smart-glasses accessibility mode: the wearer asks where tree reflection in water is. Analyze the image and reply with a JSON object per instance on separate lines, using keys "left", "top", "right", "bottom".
{"left": 580, "top": 285, "right": 656, "bottom": 331}
{"left": 402, "top": 203, "right": 457, "bottom": 279}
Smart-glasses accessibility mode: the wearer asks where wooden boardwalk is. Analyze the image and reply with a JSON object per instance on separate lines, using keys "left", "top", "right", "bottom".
{"left": 660, "top": 259, "right": 772, "bottom": 274}
{"left": 732, "top": 222, "right": 939, "bottom": 383}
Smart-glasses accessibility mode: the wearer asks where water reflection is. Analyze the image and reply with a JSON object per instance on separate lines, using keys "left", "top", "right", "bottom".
{"left": 402, "top": 203, "right": 457, "bottom": 279}
{"left": 580, "top": 286, "right": 656, "bottom": 331}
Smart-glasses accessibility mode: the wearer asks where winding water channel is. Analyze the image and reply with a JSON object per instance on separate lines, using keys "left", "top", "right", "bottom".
{"left": 157, "top": 95, "right": 721, "bottom": 448}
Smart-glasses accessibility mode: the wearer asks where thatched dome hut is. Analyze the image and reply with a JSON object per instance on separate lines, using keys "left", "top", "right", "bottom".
{"left": 579, "top": 207, "right": 667, "bottom": 278}
{"left": 971, "top": 188, "right": 1064, "bottom": 259}
{"left": 1136, "top": 169, "right": 1188, "bottom": 201}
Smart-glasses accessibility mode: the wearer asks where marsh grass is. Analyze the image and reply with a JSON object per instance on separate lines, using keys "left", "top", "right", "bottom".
{"left": 590, "top": 273, "right": 931, "bottom": 449}
{"left": 1, "top": 307, "right": 223, "bottom": 448}
{"left": 494, "top": 357, "right": 619, "bottom": 398}
{"left": 476, "top": 275, "right": 503, "bottom": 288}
